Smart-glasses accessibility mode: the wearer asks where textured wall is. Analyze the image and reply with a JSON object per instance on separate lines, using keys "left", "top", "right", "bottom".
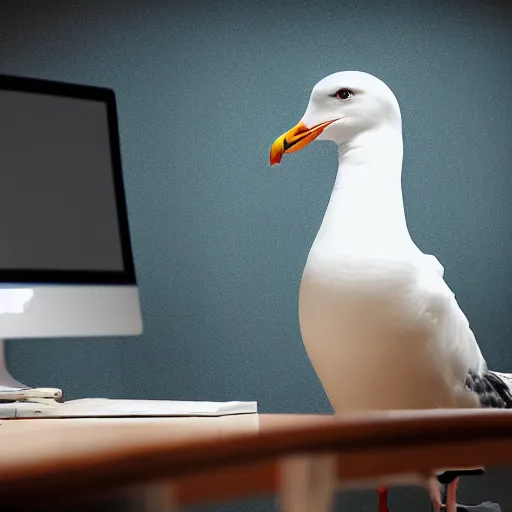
{"left": 1, "top": 1, "right": 512, "bottom": 510}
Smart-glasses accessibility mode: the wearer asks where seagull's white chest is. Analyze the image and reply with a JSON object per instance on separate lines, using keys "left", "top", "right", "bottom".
{"left": 299, "top": 240, "right": 425, "bottom": 356}
{"left": 300, "top": 236, "right": 420, "bottom": 406}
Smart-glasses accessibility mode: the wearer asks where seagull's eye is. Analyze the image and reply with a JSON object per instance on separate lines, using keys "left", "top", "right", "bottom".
{"left": 335, "top": 89, "right": 354, "bottom": 100}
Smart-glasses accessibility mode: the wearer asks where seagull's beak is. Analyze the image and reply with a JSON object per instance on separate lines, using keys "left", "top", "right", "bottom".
{"left": 269, "top": 119, "right": 338, "bottom": 166}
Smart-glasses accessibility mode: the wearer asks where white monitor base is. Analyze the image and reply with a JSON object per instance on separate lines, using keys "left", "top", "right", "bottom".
{"left": 0, "top": 339, "right": 28, "bottom": 390}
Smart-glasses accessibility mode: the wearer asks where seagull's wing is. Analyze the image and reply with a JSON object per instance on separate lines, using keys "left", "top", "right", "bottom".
{"left": 423, "top": 254, "right": 445, "bottom": 277}
{"left": 417, "top": 254, "right": 486, "bottom": 381}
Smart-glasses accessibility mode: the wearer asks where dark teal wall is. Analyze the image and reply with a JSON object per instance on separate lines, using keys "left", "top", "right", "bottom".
{"left": 1, "top": 1, "right": 512, "bottom": 510}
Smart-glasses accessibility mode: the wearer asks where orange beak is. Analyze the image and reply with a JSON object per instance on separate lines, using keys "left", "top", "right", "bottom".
{"left": 269, "top": 119, "right": 338, "bottom": 166}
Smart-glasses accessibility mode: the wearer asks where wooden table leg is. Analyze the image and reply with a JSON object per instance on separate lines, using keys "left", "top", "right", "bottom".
{"left": 129, "top": 481, "right": 176, "bottom": 512}
{"left": 279, "top": 454, "right": 336, "bottom": 512}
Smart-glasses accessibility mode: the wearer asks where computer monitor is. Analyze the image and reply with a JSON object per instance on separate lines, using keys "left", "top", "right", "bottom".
{"left": 0, "top": 74, "right": 143, "bottom": 390}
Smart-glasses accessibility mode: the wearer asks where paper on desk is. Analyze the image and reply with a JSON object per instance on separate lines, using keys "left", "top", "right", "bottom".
{"left": 0, "top": 399, "right": 258, "bottom": 419}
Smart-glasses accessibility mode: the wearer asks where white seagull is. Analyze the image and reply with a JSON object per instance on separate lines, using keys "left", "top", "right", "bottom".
{"left": 269, "top": 71, "right": 511, "bottom": 512}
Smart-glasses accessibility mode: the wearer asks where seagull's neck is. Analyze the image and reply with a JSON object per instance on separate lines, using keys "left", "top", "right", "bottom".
{"left": 315, "top": 125, "right": 412, "bottom": 254}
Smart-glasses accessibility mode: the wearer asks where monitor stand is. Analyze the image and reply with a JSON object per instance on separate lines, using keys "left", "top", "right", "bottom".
{"left": 0, "top": 339, "right": 27, "bottom": 390}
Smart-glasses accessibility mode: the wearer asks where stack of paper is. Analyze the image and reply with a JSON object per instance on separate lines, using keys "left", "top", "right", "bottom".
{"left": 0, "top": 398, "right": 258, "bottom": 419}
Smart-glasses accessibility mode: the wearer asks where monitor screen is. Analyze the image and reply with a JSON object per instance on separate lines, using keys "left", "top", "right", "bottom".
{"left": 0, "top": 75, "right": 142, "bottom": 380}
{"left": 0, "top": 76, "right": 136, "bottom": 284}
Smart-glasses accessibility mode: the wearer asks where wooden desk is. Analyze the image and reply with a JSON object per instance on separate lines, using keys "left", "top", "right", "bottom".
{"left": 2, "top": 410, "right": 512, "bottom": 510}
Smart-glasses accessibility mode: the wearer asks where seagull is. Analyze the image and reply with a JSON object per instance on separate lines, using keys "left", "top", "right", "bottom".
{"left": 269, "top": 71, "right": 512, "bottom": 512}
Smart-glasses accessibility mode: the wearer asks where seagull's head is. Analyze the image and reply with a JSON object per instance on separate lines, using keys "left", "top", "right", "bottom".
{"left": 269, "top": 71, "right": 401, "bottom": 165}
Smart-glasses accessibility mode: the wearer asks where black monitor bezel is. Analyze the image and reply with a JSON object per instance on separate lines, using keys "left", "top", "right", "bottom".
{"left": 0, "top": 74, "right": 137, "bottom": 285}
